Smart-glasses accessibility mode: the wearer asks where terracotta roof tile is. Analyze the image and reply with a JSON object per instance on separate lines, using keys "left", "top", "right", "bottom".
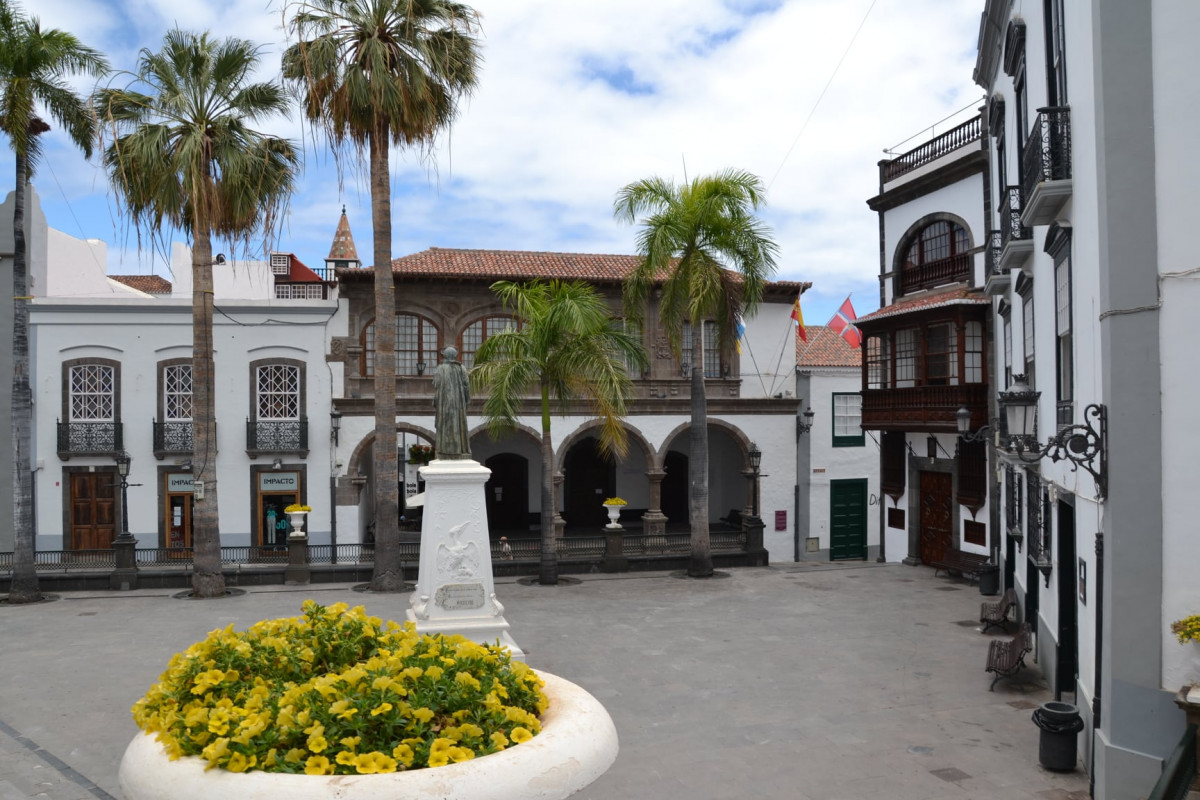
{"left": 110, "top": 274, "right": 172, "bottom": 294}
{"left": 796, "top": 325, "right": 862, "bottom": 367}
{"left": 855, "top": 287, "right": 988, "bottom": 324}
{"left": 380, "top": 248, "right": 810, "bottom": 297}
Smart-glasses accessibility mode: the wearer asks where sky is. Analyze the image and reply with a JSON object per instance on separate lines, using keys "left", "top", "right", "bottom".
{"left": 8, "top": 0, "right": 985, "bottom": 325}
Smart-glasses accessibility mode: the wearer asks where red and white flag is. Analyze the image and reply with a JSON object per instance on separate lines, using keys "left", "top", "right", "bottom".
{"left": 827, "top": 296, "right": 861, "bottom": 348}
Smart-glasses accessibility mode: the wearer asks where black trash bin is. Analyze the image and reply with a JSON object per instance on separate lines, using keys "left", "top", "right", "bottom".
{"left": 1032, "top": 701, "right": 1083, "bottom": 771}
{"left": 978, "top": 563, "right": 1000, "bottom": 596}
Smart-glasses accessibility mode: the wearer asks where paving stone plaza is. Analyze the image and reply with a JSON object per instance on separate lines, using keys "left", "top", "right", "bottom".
{"left": 0, "top": 564, "right": 1090, "bottom": 799}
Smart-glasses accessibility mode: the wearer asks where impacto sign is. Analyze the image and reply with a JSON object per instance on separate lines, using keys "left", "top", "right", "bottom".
{"left": 166, "top": 474, "right": 195, "bottom": 493}
{"left": 259, "top": 472, "right": 300, "bottom": 492}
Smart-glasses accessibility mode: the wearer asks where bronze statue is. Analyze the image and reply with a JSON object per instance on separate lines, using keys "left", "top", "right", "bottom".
{"left": 433, "top": 346, "right": 472, "bottom": 459}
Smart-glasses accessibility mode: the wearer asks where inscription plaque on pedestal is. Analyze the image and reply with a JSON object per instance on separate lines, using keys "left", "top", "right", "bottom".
{"left": 435, "top": 582, "right": 486, "bottom": 611}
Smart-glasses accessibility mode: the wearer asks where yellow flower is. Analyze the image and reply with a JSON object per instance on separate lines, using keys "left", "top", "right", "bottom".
{"left": 424, "top": 665, "right": 444, "bottom": 681}
{"left": 354, "top": 751, "right": 398, "bottom": 774}
{"left": 510, "top": 727, "right": 533, "bottom": 744}
{"left": 490, "top": 731, "right": 508, "bottom": 750}
{"left": 307, "top": 734, "right": 328, "bottom": 753}
{"left": 339, "top": 736, "right": 361, "bottom": 749}
{"left": 411, "top": 707, "right": 435, "bottom": 724}
{"left": 370, "top": 702, "right": 393, "bottom": 717}
{"left": 448, "top": 746, "right": 474, "bottom": 763}
{"left": 284, "top": 748, "right": 306, "bottom": 764}
{"left": 304, "top": 755, "right": 333, "bottom": 775}
{"left": 336, "top": 750, "right": 357, "bottom": 766}
{"left": 454, "top": 671, "right": 482, "bottom": 691}
{"left": 392, "top": 743, "right": 414, "bottom": 767}
{"left": 226, "top": 752, "right": 256, "bottom": 773}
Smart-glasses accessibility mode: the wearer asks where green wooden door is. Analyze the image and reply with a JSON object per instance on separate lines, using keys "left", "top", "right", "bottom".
{"left": 830, "top": 479, "right": 868, "bottom": 561}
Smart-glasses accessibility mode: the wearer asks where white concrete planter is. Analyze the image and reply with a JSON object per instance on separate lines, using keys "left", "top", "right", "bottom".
{"left": 119, "top": 671, "right": 618, "bottom": 800}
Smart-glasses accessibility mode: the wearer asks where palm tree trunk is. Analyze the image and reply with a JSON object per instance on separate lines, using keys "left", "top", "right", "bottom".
{"left": 190, "top": 216, "right": 224, "bottom": 598}
{"left": 688, "top": 324, "right": 712, "bottom": 577}
{"left": 8, "top": 152, "right": 39, "bottom": 603}
{"left": 538, "top": 383, "right": 557, "bottom": 585}
{"left": 367, "top": 127, "right": 402, "bottom": 592}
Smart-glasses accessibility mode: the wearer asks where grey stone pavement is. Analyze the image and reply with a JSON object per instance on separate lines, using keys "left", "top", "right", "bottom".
{"left": 0, "top": 563, "right": 1090, "bottom": 799}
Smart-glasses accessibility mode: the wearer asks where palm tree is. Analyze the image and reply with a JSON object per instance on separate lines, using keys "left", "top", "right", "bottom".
{"left": 615, "top": 169, "right": 779, "bottom": 578}
{"left": 95, "top": 30, "right": 297, "bottom": 598}
{"left": 283, "top": 0, "right": 481, "bottom": 592}
{"left": 0, "top": 1, "right": 107, "bottom": 603}
{"left": 472, "top": 280, "right": 646, "bottom": 585}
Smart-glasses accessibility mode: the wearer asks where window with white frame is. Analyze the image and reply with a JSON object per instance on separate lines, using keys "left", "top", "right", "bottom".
{"left": 70, "top": 364, "right": 115, "bottom": 421}
{"left": 164, "top": 364, "right": 192, "bottom": 420}
{"left": 832, "top": 393, "right": 864, "bottom": 447}
{"left": 460, "top": 315, "right": 516, "bottom": 371}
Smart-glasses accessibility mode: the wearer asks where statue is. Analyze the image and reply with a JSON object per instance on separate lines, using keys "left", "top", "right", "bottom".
{"left": 433, "top": 346, "right": 472, "bottom": 459}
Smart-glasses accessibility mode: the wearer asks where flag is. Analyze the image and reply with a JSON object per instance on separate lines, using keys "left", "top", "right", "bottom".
{"left": 827, "top": 296, "right": 861, "bottom": 348}
{"left": 790, "top": 291, "right": 807, "bottom": 342}
{"left": 735, "top": 313, "right": 746, "bottom": 354}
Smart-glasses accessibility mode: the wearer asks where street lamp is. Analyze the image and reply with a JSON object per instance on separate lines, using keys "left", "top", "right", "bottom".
{"left": 797, "top": 407, "right": 815, "bottom": 436}
{"left": 955, "top": 406, "right": 993, "bottom": 443}
{"left": 997, "top": 375, "right": 1108, "bottom": 500}
{"left": 748, "top": 443, "right": 762, "bottom": 519}
{"left": 330, "top": 410, "right": 342, "bottom": 446}
{"left": 114, "top": 451, "right": 134, "bottom": 543}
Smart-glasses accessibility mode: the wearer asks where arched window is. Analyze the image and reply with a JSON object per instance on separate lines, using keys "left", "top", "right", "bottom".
{"left": 361, "top": 314, "right": 440, "bottom": 377}
{"left": 459, "top": 315, "right": 517, "bottom": 370}
{"left": 899, "top": 220, "right": 971, "bottom": 294}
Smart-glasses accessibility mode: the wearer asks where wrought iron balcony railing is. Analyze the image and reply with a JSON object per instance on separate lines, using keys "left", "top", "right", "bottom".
{"left": 1001, "top": 185, "right": 1032, "bottom": 248}
{"left": 246, "top": 418, "right": 308, "bottom": 453}
{"left": 153, "top": 420, "right": 194, "bottom": 454}
{"left": 57, "top": 420, "right": 123, "bottom": 458}
{"left": 1022, "top": 107, "right": 1072, "bottom": 203}
{"left": 989, "top": 230, "right": 1004, "bottom": 275}
{"left": 882, "top": 116, "right": 983, "bottom": 183}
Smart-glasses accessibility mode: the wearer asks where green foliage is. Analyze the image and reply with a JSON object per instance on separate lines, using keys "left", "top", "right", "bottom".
{"left": 471, "top": 279, "right": 647, "bottom": 457}
{"left": 132, "top": 601, "right": 546, "bottom": 775}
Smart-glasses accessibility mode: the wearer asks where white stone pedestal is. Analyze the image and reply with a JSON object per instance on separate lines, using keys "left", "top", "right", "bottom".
{"left": 406, "top": 459, "right": 523, "bottom": 660}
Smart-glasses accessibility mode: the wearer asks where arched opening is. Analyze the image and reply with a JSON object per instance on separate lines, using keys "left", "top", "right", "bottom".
{"left": 661, "top": 450, "right": 689, "bottom": 528}
{"left": 563, "top": 437, "right": 614, "bottom": 531}
{"left": 484, "top": 453, "right": 529, "bottom": 534}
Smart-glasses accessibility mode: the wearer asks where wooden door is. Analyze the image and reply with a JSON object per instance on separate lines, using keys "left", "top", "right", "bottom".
{"left": 829, "top": 479, "right": 868, "bottom": 561}
{"left": 70, "top": 472, "right": 116, "bottom": 550}
{"left": 918, "top": 470, "right": 953, "bottom": 565}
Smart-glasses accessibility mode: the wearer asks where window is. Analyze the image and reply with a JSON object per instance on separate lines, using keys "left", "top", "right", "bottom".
{"left": 682, "top": 321, "right": 721, "bottom": 378}
{"left": 362, "top": 314, "right": 440, "bottom": 377}
{"left": 258, "top": 364, "right": 300, "bottom": 421}
{"left": 250, "top": 360, "right": 306, "bottom": 453}
{"left": 924, "top": 323, "right": 958, "bottom": 386}
{"left": 1044, "top": 0, "right": 1068, "bottom": 106}
{"left": 623, "top": 318, "right": 644, "bottom": 376}
{"left": 895, "top": 328, "right": 918, "bottom": 388}
{"left": 964, "top": 321, "right": 984, "bottom": 384}
{"left": 1023, "top": 295, "right": 1035, "bottom": 370}
{"left": 460, "top": 315, "right": 516, "bottom": 371}
{"left": 881, "top": 431, "right": 906, "bottom": 499}
{"left": 163, "top": 364, "right": 192, "bottom": 421}
{"left": 1053, "top": 240, "right": 1073, "bottom": 428}
{"left": 275, "top": 283, "right": 325, "bottom": 300}
{"left": 899, "top": 221, "right": 971, "bottom": 294}
{"left": 1002, "top": 311, "right": 1012, "bottom": 388}
{"left": 70, "top": 364, "right": 115, "bottom": 422}
{"left": 866, "top": 335, "right": 890, "bottom": 389}
{"left": 832, "top": 393, "right": 864, "bottom": 447}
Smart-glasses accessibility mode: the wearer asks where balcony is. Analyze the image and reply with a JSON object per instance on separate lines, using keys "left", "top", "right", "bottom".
{"left": 57, "top": 421, "right": 123, "bottom": 459}
{"left": 984, "top": 230, "right": 1011, "bottom": 296}
{"left": 881, "top": 116, "right": 983, "bottom": 184}
{"left": 898, "top": 252, "right": 971, "bottom": 295}
{"left": 998, "top": 186, "right": 1033, "bottom": 272}
{"left": 1021, "top": 107, "right": 1072, "bottom": 226}
{"left": 153, "top": 420, "right": 195, "bottom": 459}
{"left": 861, "top": 384, "right": 988, "bottom": 433}
{"left": 246, "top": 418, "right": 308, "bottom": 457}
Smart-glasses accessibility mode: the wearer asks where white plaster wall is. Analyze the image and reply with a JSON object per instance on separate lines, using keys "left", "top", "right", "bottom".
{"left": 1152, "top": 0, "right": 1200, "bottom": 691}
{"left": 170, "top": 242, "right": 279, "bottom": 301}
{"left": 45, "top": 230, "right": 132, "bottom": 299}
{"left": 799, "top": 368, "right": 881, "bottom": 560}
{"left": 740, "top": 299, "right": 798, "bottom": 399}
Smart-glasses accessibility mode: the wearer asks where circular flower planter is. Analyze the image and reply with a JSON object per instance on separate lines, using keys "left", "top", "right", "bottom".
{"left": 119, "top": 671, "right": 618, "bottom": 800}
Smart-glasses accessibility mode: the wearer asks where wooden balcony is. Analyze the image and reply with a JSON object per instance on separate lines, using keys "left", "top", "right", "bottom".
{"left": 899, "top": 252, "right": 971, "bottom": 295}
{"left": 861, "top": 384, "right": 988, "bottom": 433}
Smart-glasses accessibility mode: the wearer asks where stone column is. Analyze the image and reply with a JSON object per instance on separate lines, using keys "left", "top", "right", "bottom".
{"left": 602, "top": 529, "right": 627, "bottom": 573}
{"left": 285, "top": 533, "right": 310, "bottom": 585}
{"left": 109, "top": 536, "right": 139, "bottom": 591}
{"left": 552, "top": 470, "right": 566, "bottom": 540}
{"left": 642, "top": 468, "right": 667, "bottom": 538}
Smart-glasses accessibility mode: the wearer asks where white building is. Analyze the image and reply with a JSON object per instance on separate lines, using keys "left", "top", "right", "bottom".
{"left": 29, "top": 201, "right": 344, "bottom": 553}
{"left": 971, "top": 1, "right": 1200, "bottom": 796}
{"left": 795, "top": 325, "right": 881, "bottom": 562}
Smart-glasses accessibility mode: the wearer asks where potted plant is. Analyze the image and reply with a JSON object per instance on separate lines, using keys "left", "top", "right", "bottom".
{"left": 1171, "top": 614, "right": 1200, "bottom": 703}
{"left": 118, "top": 601, "right": 617, "bottom": 800}
{"left": 601, "top": 497, "right": 626, "bottom": 529}
{"left": 284, "top": 504, "right": 312, "bottom": 537}
{"left": 408, "top": 444, "right": 434, "bottom": 465}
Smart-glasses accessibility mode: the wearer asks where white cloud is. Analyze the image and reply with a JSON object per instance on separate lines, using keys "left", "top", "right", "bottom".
{"left": 9, "top": 0, "right": 985, "bottom": 323}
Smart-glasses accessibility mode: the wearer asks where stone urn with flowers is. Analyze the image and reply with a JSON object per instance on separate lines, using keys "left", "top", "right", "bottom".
{"left": 118, "top": 601, "right": 617, "bottom": 800}
{"left": 601, "top": 497, "right": 626, "bottom": 530}
{"left": 284, "top": 504, "right": 311, "bottom": 538}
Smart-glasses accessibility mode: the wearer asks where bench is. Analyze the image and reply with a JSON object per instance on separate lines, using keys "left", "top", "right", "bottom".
{"left": 986, "top": 622, "right": 1033, "bottom": 691}
{"left": 932, "top": 549, "right": 990, "bottom": 583}
{"left": 980, "top": 588, "right": 1018, "bottom": 633}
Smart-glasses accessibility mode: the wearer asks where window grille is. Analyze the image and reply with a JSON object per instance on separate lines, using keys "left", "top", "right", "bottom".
{"left": 70, "top": 364, "right": 114, "bottom": 421}
{"left": 257, "top": 364, "right": 299, "bottom": 420}
{"left": 164, "top": 365, "right": 192, "bottom": 420}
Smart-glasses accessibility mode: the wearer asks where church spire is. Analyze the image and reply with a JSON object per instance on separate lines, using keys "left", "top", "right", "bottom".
{"left": 326, "top": 205, "right": 360, "bottom": 268}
